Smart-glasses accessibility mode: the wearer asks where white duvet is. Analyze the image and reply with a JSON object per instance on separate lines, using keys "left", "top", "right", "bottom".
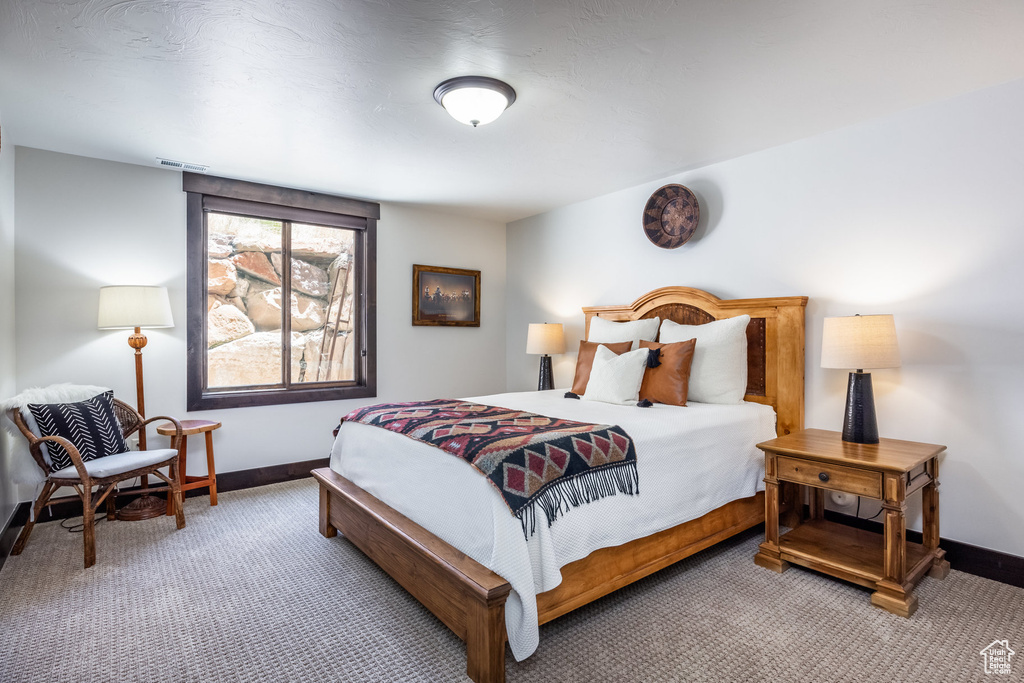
{"left": 329, "top": 390, "right": 777, "bottom": 660}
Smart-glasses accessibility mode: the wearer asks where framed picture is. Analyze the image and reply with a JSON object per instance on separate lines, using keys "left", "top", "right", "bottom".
{"left": 412, "top": 264, "right": 480, "bottom": 327}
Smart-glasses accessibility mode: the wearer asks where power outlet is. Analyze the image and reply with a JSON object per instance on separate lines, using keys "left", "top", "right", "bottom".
{"left": 126, "top": 435, "right": 140, "bottom": 451}
{"left": 829, "top": 491, "right": 856, "bottom": 508}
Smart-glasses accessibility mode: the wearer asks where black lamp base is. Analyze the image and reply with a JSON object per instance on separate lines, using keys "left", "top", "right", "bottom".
{"left": 537, "top": 355, "right": 553, "bottom": 391}
{"left": 842, "top": 371, "right": 879, "bottom": 444}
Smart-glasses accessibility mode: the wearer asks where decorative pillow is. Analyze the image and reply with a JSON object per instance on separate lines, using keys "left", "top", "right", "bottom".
{"left": 638, "top": 339, "right": 697, "bottom": 406}
{"left": 571, "top": 340, "right": 634, "bottom": 395}
{"left": 27, "top": 392, "right": 129, "bottom": 472}
{"left": 587, "top": 316, "right": 660, "bottom": 348}
{"left": 582, "top": 345, "right": 650, "bottom": 405}
{"left": 659, "top": 315, "right": 750, "bottom": 404}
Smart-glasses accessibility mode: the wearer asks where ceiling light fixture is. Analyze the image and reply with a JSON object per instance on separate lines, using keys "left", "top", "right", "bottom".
{"left": 433, "top": 76, "right": 516, "bottom": 127}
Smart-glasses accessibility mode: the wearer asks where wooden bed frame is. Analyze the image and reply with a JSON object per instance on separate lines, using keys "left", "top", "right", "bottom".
{"left": 313, "top": 286, "right": 807, "bottom": 683}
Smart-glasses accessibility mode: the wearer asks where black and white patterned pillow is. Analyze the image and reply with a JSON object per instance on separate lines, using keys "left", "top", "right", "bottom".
{"left": 27, "top": 392, "right": 130, "bottom": 472}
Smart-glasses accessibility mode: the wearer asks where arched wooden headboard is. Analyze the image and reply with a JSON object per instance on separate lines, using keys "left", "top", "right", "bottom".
{"left": 582, "top": 287, "right": 808, "bottom": 437}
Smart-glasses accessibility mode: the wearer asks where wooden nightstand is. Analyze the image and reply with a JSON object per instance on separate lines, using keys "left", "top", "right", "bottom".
{"left": 753, "top": 428, "right": 949, "bottom": 617}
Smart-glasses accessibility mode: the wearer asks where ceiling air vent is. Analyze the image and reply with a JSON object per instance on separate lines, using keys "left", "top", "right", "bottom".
{"left": 156, "top": 157, "right": 209, "bottom": 173}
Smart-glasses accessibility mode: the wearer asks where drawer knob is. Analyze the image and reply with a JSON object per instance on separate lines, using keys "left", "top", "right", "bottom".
{"left": 818, "top": 472, "right": 830, "bottom": 483}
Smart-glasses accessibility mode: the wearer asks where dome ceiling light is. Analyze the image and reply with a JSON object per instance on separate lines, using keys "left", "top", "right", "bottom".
{"left": 433, "top": 76, "right": 516, "bottom": 127}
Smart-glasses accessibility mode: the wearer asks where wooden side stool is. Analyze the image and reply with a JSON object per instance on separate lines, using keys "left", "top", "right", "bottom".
{"left": 157, "top": 419, "right": 221, "bottom": 515}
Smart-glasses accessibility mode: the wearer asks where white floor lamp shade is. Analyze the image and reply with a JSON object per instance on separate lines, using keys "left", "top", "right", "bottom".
{"left": 97, "top": 286, "right": 174, "bottom": 330}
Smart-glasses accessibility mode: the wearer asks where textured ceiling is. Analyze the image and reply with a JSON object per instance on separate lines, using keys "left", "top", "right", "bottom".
{"left": 2, "top": 0, "right": 1024, "bottom": 222}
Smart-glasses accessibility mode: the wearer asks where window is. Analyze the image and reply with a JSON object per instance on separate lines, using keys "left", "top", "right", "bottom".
{"left": 184, "top": 174, "right": 378, "bottom": 410}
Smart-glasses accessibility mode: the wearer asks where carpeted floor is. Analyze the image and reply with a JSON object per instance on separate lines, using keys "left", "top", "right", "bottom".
{"left": 0, "top": 479, "right": 1020, "bottom": 682}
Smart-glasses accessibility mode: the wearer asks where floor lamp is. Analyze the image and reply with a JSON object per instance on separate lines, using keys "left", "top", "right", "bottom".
{"left": 98, "top": 285, "right": 175, "bottom": 520}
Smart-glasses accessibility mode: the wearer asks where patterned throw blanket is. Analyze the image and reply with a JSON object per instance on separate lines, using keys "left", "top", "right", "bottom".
{"left": 344, "top": 399, "right": 639, "bottom": 536}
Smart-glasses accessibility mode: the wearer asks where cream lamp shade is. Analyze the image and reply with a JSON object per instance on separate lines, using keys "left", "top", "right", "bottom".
{"left": 820, "top": 314, "right": 900, "bottom": 370}
{"left": 526, "top": 323, "right": 566, "bottom": 355}
{"left": 97, "top": 286, "right": 174, "bottom": 329}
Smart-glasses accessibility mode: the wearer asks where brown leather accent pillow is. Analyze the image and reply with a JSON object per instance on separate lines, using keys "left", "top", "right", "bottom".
{"left": 639, "top": 339, "right": 696, "bottom": 406}
{"left": 571, "top": 340, "right": 633, "bottom": 394}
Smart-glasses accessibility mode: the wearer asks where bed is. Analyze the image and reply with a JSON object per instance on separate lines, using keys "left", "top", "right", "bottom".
{"left": 313, "top": 286, "right": 807, "bottom": 683}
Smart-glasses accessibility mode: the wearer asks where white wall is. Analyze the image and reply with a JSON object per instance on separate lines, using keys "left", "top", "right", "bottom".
{"left": 506, "top": 78, "right": 1024, "bottom": 557}
{"left": 0, "top": 122, "right": 17, "bottom": 528}
{"left": 12, "top": 148, "right": 506, "bottom": 489}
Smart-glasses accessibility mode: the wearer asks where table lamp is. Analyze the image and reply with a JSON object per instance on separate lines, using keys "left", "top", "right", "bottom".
{"left": 820, "top": 314, "right": 900, "bottom": 444}
{"left": 526, "top": 323, "right": 565, "bottom": 391}
{"left": 98, "top": 285, "right": 174, "bottom": 519}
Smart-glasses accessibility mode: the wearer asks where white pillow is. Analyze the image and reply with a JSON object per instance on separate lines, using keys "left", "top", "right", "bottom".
{"left": 582, "top": 345, "right": 649, "bottom": 405}
{"left": 659, "top": 315, "right": 750, "bottom": 404}
{"left": 588, "top": 316, "right": 660, "bottom": 349}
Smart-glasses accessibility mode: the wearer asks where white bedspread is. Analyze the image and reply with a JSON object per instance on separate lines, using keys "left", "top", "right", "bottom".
{"left": 329, "top": 389, "right": 777, "bottom": 660}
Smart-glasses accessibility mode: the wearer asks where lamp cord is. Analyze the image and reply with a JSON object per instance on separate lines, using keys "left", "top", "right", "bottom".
{"left": 59, "top": 477, "right": 140, "bottom": 534}
{"left": 853, "top": 496, "right": 884, "bottom": 522}
{"left": 61, "top": 516, "right": 104, "bottom": 534}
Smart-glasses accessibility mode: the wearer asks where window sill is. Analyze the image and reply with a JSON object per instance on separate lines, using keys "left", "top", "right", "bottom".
{"left": 187, "top": 384, "right": 377, "bottom": 411}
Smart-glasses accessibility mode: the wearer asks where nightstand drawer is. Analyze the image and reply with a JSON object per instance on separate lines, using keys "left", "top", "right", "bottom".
{"left": 776, "top": 456, "right": 882, "bottom": 498}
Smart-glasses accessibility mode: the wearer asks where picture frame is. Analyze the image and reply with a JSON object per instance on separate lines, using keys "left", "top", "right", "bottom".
{"left": 412, "top": 264, "right": 481, "bottom": 327}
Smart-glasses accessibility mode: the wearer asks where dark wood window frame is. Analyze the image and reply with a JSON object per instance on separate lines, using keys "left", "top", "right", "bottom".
{"left": 184, "top": 173, "right": 378, "bottom": 410}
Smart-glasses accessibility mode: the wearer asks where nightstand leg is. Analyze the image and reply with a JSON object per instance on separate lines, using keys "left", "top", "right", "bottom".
{"left": 780, "top": 481, "right": 803, "bottom": 528}
{"left": 872, "top": 472, "right": 917, "bottom": 617}
{"left": 809, "top": 487, "right": 825, "bottom": 520}
{"left": 923, "top": 457, "right": 949, "bottom": 579}
{"left": 755, "top": 454, "right": 790, "bottom": 573}
{"left": 871, "top": 584, "right": 918, "bottom": 618}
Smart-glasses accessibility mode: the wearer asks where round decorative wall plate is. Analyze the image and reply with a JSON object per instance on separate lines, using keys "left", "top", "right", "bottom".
{"left": 642, "top": 184, "right": 700, "bottom": 249}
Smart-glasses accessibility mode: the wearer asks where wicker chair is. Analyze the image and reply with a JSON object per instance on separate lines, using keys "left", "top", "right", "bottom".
{"left": 8, "top": 398, "right": 186, "bottom": 568}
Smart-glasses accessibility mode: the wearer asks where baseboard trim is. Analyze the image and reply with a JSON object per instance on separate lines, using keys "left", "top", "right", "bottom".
{"left": 217, "top": 457, "right": 330, "bottom": 492}
{"left": 823, "top": 509, "right": 1024, "bottom": 589}
{"left": 0, "top": 457, "right": 329, "bottom": 569}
